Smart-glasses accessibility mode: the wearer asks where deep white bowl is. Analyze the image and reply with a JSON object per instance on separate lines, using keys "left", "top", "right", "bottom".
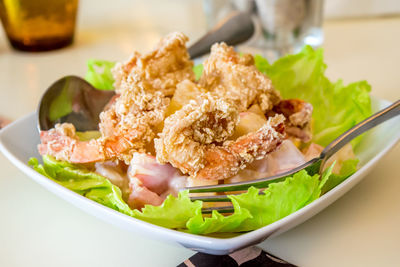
{"left": 0, "top": 97, "right": 398, "bottom": 255}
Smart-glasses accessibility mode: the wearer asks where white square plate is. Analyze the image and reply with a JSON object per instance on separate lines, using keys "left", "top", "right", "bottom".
{"left": 0, "top": 97, "right": 398, "bottom": 255}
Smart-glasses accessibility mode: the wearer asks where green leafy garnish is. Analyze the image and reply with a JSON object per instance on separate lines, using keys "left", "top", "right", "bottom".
{"left": 254, "top": 46, "right": 372, "bottom": 147}
{"left": 29, "top": 156, "right": 133, "bottom": 216}
{"left": 29, "top": 155, "right": 352, "bottom": 235}
{"left": 193, "top": 64, "right": 203, "bottom": 80}
{"left": 132, "top": 191, "right": 202, "bottom": 229}
{"left": 85, "top": 59, "right": 116, "bottom": 90}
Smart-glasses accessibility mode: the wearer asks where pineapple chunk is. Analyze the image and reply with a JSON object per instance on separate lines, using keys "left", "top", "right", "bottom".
{"left": 247, "top": 104, "right": 265, "bottom": 118}
{"left": 166, "top": 80, "right": 205, "bottom": 117}
{"left": 231, "top": 111, "right": 268, "bottom": 139}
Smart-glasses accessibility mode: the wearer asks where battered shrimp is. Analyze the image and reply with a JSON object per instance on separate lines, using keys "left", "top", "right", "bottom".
{"left": 112, "top": 32, "right": 195, "bottom": 96}
{"left": 39, "top": 32, "right": 194, "bottom": 164}
{"left": 199, "top": 43, "right": 281, "bottom": 113}
{"left": 155, "top": 93, "right": 239, "bottom": 175}
{"left": 155, "top": 94, "right": 285, "bottom": 180}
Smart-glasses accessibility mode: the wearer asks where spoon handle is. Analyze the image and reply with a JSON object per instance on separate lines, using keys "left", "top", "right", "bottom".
{"left": 188, "top": 12, "right": 254, "bottom": 59}
{"left": 320, "top": 100, "right": 400, "bottom": 163}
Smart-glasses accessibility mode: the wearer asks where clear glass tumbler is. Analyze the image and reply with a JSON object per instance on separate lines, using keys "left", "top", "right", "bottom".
{"left": 203, "top": 0, "right": 324, "bottom": 61}
{"left": 0, "top": 0, "right": 78, "bottom": 52}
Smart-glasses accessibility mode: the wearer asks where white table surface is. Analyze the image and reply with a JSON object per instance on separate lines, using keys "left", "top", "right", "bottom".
{"left": 0, "top": 1, "right": 399, "bottom": 266}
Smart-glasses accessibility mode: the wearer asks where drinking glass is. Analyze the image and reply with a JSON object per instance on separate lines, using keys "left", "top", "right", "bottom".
{"left": 203, "top": 0, "right": 324, "bottom": 61}
{"left": 0, "top": 0, "right": 78, "bottom": 51}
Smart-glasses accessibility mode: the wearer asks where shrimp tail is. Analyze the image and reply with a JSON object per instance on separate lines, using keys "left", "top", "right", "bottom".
{"left": 38, "top": 123, "right": 105, "bottom": 163}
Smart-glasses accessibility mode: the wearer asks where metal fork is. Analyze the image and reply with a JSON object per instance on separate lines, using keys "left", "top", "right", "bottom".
{"left": 185, "top": 100, "right": 400, "bottom": 213}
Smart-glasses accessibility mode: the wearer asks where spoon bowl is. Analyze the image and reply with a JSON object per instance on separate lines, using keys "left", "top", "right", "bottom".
{"left": 38, "top": 76, "right": 115, "bottom": 131}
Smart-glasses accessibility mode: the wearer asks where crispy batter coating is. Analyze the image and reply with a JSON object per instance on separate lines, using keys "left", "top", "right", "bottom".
{"left": 155, "top": 93, "right": 239, "bottom": 175}
{"left": 112, "top": 32, "right": 194, "bottom": 96}
{"left": 199, "top": 43, "right": 281, "bottom": 113}
{"left": 98, "top": 84, "right": 169, "bottom": 163}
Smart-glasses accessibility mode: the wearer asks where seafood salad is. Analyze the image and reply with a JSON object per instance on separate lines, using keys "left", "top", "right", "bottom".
{"left": 30, "top": 32, "right": 372, "bottom": 235}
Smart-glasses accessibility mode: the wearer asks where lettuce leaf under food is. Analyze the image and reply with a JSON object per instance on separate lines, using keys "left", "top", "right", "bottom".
{"left": 254, "top": 46, "right": 372, "bottom": 147}
{"left": 29, "top": 156, "right": 133, "bottom": 216}
{"left": 132, "top": 191, "right": 202, "bottom": 229}
{"left": 29, "top": 155, "right": 355, "bottom": 235}
{"left": 187, "top": 170, "right": 321, "bottom": 234}
{"left": 186, "top": 199, "right": 252, "bottom": 234}
{"left": 227, "top": 170, "right": 321, "bottom": 232}
{"left": 85, "top": 59, "right": 116, "bottom": 90}
{"left": 193, "top": 64, "right": 204, "bottom": 81}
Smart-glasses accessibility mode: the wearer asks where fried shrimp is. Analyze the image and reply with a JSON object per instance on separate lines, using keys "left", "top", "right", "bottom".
{"left": 39, "top": 32, "right": 194, "bottom": 164}
{"left": 155, "top": 93, "right": 286, "bottom": 180}
{"left": 38, "top": 86, "right": 169, "bottom": 164}
{"left": 112, "top": 32, "right": 194, "bottom": 96}
{"left": 199, "top": 43, "right": 281, "bottom": 113}
{"left": 155, "top": 93, "right": 239, "bottom": 175}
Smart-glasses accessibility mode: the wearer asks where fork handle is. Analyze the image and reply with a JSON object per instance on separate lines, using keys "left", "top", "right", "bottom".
{"left": 321, "top": 100, "right": 400, "bottom": 162}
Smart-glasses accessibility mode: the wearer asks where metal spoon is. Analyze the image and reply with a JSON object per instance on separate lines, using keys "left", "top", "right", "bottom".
{"left": 38, "top": 12, "right": 254, "bottom": 131}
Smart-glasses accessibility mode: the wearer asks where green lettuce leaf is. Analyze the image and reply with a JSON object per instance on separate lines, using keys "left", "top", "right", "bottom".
{"left": 186, "top": 199, "right": 252, "bottom": 234}
{"left": 29, "top": 155, "right": 354, "bottom": 235}
{"left": 193, "top": 64, "right": 203, "bottom": 80}
{"left": 228, "top": 170, "right": 321, "bottom": 232}
{"left": 29, "top": 156, "right": 133, "bottom": 216}
{"left": 132, "top": 191, "right": 202, "bottom": 229}
{"left": 254, "top": 46, "right": 372, "bottom": 147}
{"left": 85, "top": 59, "right": 116, "bottom": 90}
{"left": 186, "top": 170, "right": 322, "bottom": 234}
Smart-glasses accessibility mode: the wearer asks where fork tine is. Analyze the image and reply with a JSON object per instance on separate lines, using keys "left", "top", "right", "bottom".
{"left": 202, "top": 206, "right": 234, "bottom": 214}
{"left": 190, "top": 190, "right": 266, "bottom": 202}
{"left": 186, "top": 157, "right": 321, "bottom": 196}
{"left": 190, "top": 194, "right": 232, "bottom": 202}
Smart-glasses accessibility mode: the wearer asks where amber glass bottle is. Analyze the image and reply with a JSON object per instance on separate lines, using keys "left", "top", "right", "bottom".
{"left": 0, "top": 0, "right": 78, "bottom": 51}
